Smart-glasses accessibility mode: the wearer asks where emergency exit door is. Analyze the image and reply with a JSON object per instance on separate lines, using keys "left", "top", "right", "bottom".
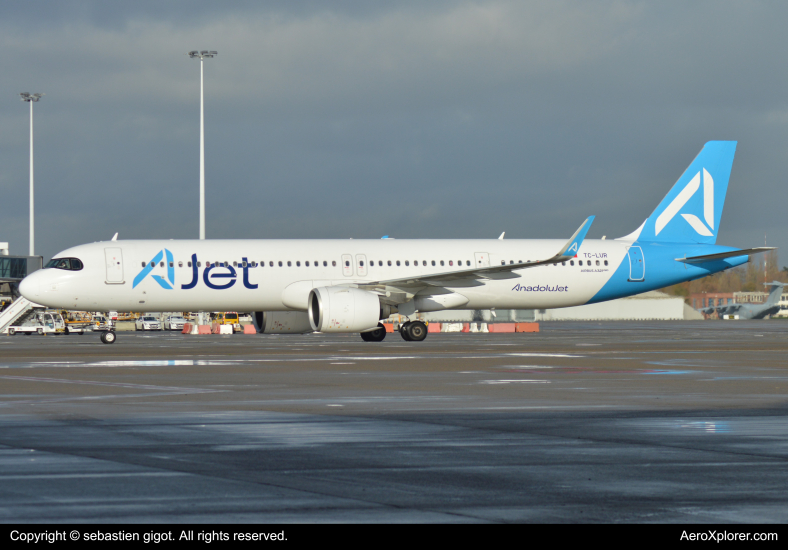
{"left": 104, "top": 247, "right": 125, "bottom": 284}
{"left": 474, "top": 252, "right": 490, "bottom": 268}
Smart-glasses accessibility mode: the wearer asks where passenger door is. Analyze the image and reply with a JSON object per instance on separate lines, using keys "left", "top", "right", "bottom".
{"left": 104, "top": 247, "right": 125, "bottom": 284}
{"left": 627, "top": 246, "right": 645, "bottom": 281}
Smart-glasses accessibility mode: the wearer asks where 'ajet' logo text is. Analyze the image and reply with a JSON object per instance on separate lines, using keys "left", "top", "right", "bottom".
{"left": 133, "top": 251, "right": 258, "bottom": 290}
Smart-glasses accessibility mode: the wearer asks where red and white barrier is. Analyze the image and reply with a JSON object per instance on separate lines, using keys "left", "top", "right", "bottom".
{"left": 515, "top": 322, "right": 540, "bottom": 333}
{"left": 487, "top": 323, "right": 515, "bottom": 333}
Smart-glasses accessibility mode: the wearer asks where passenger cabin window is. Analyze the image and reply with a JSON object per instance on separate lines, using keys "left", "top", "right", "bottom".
{"left": 396, "top": 261, "right": 401, "bottom": 266}
{"left": 332, "top": 261, "right": 337, "bottom": 267}
{"left": 287, "top": 261, "right": 292, "bottom": 267}
{"left": 296, "top": 261, "right": 300, "bottom": 267}
{"left": 405, "top": 261, "right": 409, "bottom": 266}
{"left": 604, "top": 260, "right": 608, "bottom": 266}
{"left": 440, "top": 260, "right": 444, "bottom": 266}
{"left": 449, "top": 261, "right": 453, "bottom": 266}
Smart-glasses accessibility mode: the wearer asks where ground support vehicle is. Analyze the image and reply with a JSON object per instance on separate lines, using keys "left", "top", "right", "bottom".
{"left": 7, "top": 311, "right": 66, "bottom": 336}
{"left": 92, "top": 315, "right": 114, "bottom": 332}
{"left": 212, "top": 312, "right": 241, "bottom": 332}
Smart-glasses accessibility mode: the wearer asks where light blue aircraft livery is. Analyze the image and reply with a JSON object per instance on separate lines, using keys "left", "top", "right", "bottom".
{"left": 20, "top": 141, "right": 775, "bottom": 343}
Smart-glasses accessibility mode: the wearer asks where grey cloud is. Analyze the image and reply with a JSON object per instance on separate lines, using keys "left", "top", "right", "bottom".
{"left": 0, "top": 1, "right": 786, "bottom": 265}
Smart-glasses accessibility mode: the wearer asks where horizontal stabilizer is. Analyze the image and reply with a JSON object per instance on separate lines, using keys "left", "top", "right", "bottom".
{"left": 675, "top": 247, "right": 775, "bottom": 264}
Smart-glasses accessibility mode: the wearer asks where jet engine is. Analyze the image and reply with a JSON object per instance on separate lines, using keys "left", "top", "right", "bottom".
{"left": 308, "top": 286, "right": 387, "bottom": 332}
{"left": 252, "top": 311, "right": 313, "bottom": 334}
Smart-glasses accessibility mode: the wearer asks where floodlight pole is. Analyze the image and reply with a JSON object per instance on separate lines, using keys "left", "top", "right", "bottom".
{"left": 188, "top": 50, "right": 217, "bottom": 240}
{"left": 200, "top": 57, "right": 205, "bottom": 240}
{"left": 20, "top": 92, "right": 43, "bottom": 256}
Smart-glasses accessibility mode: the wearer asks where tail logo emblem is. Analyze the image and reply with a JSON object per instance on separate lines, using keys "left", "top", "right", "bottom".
{"left": 655, "top": 168, "right": 714, "bottom": 237}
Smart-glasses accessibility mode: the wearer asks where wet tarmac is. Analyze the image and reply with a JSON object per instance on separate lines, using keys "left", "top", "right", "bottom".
{"left": 0, "top": 321, "right": 787, "bottom": 522}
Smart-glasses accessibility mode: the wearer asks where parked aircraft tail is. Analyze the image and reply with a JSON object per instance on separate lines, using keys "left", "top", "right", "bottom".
{"left": 764, "top": 281, "right": 786, "bottom": 307}
{"left": 629, "top": 141, "right": 737, "bottom": 244}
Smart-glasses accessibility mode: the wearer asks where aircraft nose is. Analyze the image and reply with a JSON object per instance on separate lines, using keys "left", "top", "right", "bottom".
{"left": 18, "top": 272, "right": 40, "bottom": 300}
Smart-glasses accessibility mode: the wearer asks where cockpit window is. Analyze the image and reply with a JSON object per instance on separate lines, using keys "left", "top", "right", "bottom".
{"left": 45, "top": 258, "right": 84, "bottom": 271}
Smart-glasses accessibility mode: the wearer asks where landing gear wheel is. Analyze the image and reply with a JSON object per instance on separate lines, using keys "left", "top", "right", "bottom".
{"left": 406, "top": 321, "right": 428, "bottom": 342}
{"left": 399, "top": 322, "right": 412, "bottom": 341}
{"left": 100, "top": 331, "right": 116, "bottom": 344}
{"left": 361, "top": 323, "right": 387, "bottom": 342}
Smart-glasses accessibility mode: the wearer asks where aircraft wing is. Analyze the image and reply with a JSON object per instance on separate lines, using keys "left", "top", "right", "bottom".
{"left": 362, "top": 216, "right": 595, "bottom": 289}
{"left": 675, "top": 247, "right": 775, "bottom": 264}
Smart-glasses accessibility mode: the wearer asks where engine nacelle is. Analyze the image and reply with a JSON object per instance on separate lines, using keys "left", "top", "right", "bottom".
{"left": 252, "top": 311, "right": 313, "bottom": 334}
{"left": 308, "top": 286, "right": 383, "bottom": 332}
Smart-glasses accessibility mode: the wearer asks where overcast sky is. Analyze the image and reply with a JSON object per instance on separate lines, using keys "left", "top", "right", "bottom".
{"left": 2, "top": 1, "right": 787, "bottom": 267}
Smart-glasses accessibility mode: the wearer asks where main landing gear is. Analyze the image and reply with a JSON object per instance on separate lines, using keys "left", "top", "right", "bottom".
{"left": 360, "top": 323, "right": 387, "bottom": 342}
{"left": 399, "top": 320, "right": 427, "bottom": 342}
{"left": 100, "top": 331, "right": 116, "bottom": 344}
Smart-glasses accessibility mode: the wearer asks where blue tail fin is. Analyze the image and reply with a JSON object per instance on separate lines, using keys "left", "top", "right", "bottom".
{"left": 639, "top": 141, "right": 737, "bottom": 244}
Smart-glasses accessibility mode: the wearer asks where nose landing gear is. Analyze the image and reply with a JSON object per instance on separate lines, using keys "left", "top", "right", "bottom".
{"left": 100, "top": 331, "right": 116, "bottom": 344}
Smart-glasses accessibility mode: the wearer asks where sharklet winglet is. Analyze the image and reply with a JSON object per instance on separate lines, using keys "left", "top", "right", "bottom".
{"left": 554, "top": 216, "right": 595, "bottom": 261}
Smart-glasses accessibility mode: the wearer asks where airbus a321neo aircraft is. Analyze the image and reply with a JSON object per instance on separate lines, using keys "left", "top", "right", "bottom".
{"left": 19, "top": 141, "right": 774, "bottom": 344}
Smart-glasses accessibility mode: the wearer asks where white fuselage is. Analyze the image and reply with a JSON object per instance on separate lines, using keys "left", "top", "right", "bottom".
{"left": 21, "top": 238, "right": 627, "bottom": 313}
